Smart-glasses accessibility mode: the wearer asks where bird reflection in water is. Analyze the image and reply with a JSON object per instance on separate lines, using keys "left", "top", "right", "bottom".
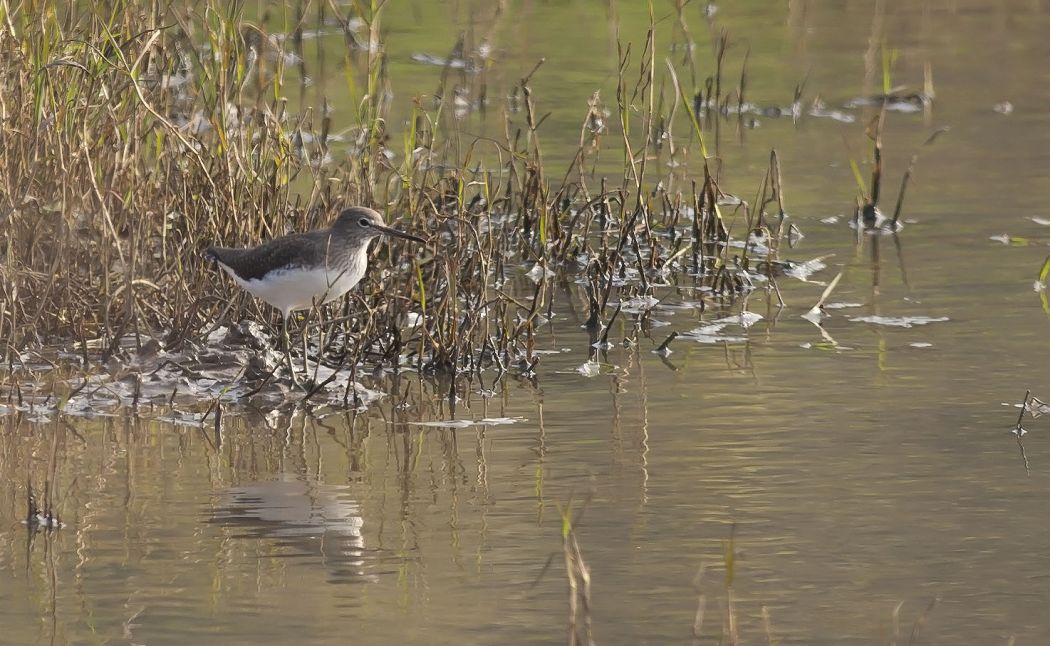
{"left": 210, "top": 475, "right": 374, "bottom": 583}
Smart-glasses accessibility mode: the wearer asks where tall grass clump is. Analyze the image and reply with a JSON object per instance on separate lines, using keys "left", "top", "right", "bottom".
{"left": 0, "top": 0, "right": 800, "bottom": 396}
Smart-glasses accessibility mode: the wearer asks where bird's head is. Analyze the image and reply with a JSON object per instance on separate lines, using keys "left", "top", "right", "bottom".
{"left": 333, "top": 207, "right": 425, "bottom": 244}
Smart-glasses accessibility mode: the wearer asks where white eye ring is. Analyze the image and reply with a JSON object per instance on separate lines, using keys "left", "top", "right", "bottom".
{"left": 358, "top": 218, "right": 371, "bottom": 227}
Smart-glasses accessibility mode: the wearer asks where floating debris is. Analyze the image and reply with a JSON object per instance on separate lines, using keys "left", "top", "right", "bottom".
{"left": 682, "top": 313, "right": 761, "bottom": 344}
{"left": 478, "top": 417, "right": 525, "bottom": 425}
{"left": 620, "top": 295, "right": 660, "bottom": 314}
{"left": 154, "top": 412, "right": 206, "bottom": 427}
{"left": 576, "top": 361, "right": 602, "bottom": 377}
{"left": 844, "top": 93, "right": 930, "bottom": 113}
{"left": 24, "top": 513, "right": 64, "bottom": 530}
{"left": 709, "top": 311, "right": 763, "bottom": 328}
{"left": 653, "top": 332, "right": 679, "bottom": 357}
{"left": 24, "top": 483, "right": 64, "bottom": 531}
{"left": 851, "top": 204, "right": 903, "bottom": 233}
{"left": 410, "top": 52, "right": 480, "bottom": 73}
{"left": 848, "top": 315, "right": 949, "bottom": 328}
{"left": 1025, "top": 395, "right": 1050, "bottom": 419}
{"left": 683, "top": 324, "right": 747, "bottom": 344}
{"left": 783, "top": 256, "right": 830, "bottom": 282}
{"left": 411, "top": 417, "right": 525, "bottom": 429}
{"left": 414, "top": 419, "right": 475, "bottom": 428}
{"left": 525, "top": 262, "right": 553, "bottom": 282}
{"left": 0, "top": 325, "right": 392, "bottom": 421}
{"left": 808, "top": 99, "right": 855, "bottom": 123}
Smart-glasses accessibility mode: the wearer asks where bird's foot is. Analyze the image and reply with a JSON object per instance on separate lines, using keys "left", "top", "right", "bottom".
{"left": 284, "top": 366, "right": 317, "bottom": 392}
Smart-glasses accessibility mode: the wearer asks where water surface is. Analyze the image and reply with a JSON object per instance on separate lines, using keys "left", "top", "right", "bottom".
{"left": 4, "top": 1, "right": 1050, "bottom": 644}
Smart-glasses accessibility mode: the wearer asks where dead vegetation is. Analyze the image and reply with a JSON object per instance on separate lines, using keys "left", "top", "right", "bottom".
{"left": 0, "top": 0, "right": 937, "bottom": 406}
{"left": 0, "top": 0, "right": 808, "bottom": 397}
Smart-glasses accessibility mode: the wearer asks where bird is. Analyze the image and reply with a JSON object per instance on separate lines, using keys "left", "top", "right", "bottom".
{"left": 205, "top": 206, "right": 425, "bottom": 384}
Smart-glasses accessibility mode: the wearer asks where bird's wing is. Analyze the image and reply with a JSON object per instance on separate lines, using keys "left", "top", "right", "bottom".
{"left": 205, "top": 231, "right": 335, "bottom": 281}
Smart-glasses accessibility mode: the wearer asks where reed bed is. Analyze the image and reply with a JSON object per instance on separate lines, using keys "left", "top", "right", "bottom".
{"left": 0, "top": 0, "right": 864, "bottom": 400}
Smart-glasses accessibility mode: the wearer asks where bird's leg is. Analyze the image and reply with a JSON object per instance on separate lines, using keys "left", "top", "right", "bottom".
{"left": 282, "top": 315, "right": 303, "bottom": 388}
{"left": 302, "top": 319, "right": 310, "bottom": 376}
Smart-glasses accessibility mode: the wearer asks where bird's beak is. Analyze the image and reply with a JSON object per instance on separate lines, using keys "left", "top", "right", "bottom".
{"left": 375, "top": 224, "right": 426, "bottom": 244}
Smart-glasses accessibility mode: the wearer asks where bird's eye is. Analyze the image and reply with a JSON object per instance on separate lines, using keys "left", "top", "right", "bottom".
{"left": 358, "top": 218, "right": 371, "bottom": 227}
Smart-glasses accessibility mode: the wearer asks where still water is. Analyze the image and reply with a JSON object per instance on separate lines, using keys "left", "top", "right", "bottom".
{"left": 4, "top": 1, "right": 1050, "bottom": 643}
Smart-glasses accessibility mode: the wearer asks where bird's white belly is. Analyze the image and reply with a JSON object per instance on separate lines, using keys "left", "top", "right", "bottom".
{"left": 225, "top": 263, "right": 365, "bottom": 317}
